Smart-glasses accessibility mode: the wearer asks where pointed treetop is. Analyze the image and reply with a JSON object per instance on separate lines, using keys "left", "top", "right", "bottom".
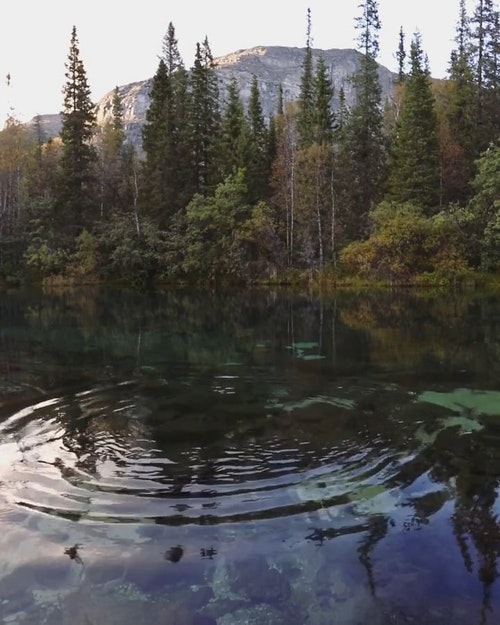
{"left": 355, "top": 0, "right": 381, "bottom": 60}
{"left": 162, "top": 22, "right": 184, "bottom": 75}
{"left": 306, "top": 7, "right": 313, "bottom": 49}
{"left": 396, "top": 26, "right": 406, "bottom": 83}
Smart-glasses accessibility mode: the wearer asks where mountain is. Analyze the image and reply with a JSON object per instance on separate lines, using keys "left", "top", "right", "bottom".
{"left": 31, "top": 45, "right": 397, "bottom": 150}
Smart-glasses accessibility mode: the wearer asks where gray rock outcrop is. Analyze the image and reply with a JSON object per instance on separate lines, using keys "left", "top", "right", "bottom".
{"left": 31, "top": 45, "right": 397, "bottom": 151}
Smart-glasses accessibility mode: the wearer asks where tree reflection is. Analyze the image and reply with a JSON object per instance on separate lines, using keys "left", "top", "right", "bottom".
{"left": 452, "top": 454, "right": 500, "bottom": 623}
{"left": 4, "top": 287, "right": 500, "bottom": 619}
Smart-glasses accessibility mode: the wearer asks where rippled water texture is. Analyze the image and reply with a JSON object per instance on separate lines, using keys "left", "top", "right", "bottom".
{"left": 1, "top": 288, "right": 500, "bottom": 624}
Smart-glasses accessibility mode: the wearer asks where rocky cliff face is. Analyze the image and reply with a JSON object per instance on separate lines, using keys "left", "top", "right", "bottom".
{"left": 34, "top": 46, "right": 397, "bottom": 149}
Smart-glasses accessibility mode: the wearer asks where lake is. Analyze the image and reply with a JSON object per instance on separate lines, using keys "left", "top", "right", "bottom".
{"left": 1, "top": 287, "right": 500, "bottom": 624}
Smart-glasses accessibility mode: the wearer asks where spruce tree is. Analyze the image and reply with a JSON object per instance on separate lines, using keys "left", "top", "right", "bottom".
{"left": 482, "top": 2, "right": 500, "bottom": 141}
{"left": 336, "top": 0, "right": 386, "bottom": 241}
{"left": 188, "top": 37, "right": 221, "bottom": 196}
{"left": 142, "top": 22, "right": 189, "bottom": 226}
{"left": 57, "top": 26, "right": 97, "bottom": 239}
{"left": 98, "top": 86, "right": 126, "bottom": 214}
{"left": 246, "top": 75, "right": 271, "bottom": 202}
{"left": 311, "top": 56, "right": 334, "bottom": 144}
{"left": 396, "top": 26, "right": 407, "bottom": 84}
{"left": 277, "top": 84, "right": 284, "bottom": 117}
{"left": 218, "top": 78, "right": 249, "bottom": 179}
{"left": 386, "top": 33, "right": 440, "bottom": 211}
{"left": 445, "top": 0, "right": 477, "bottom": 203}
{"left": 470, "top": 0, "right": 498, "bottom": 149}
{"left": 297, "top": 7, "right": 315, "bottom": 147}
{"left": 141, "top": 59, "right": 169, "bottom": 222}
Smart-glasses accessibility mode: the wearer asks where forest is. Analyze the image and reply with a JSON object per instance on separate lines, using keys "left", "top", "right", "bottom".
{"left": 1, "top": 0, "right": 500, "bottom": 289}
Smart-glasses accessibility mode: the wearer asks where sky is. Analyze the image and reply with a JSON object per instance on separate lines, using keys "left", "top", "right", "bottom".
{"left": 0, "top": 0, "right": 477, "bottom": 124}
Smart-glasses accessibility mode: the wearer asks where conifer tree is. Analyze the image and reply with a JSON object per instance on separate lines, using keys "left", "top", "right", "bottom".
{"left": 277, "top": 84, "right": 284, "bottom": 117}
{"left": 218, "top": 78, "right": 250, "bottom": 179}
{"left": 386, "top": 33, "right": 440, "bottom": 211}
{"left": 141, "top": 58, "right": 169, "bottom": 221}
{"left": 297, "top": 8, "right": 315, "bottom": 147}
{"left": 336, "top": 0, "right": 386, "bottom": 241}
{"left": 246, "top": 75, "right": 271, "bottom": 202}
{"left": 188, "top": 37, "right": 221, "bottom": 196}
{"left": 482, "top": 2, "right": 500, "bottom": 140}
{"left": 142, "top": 22, "right": 188, "bottom": 226}
{"left": 311, "top": 56, "right": 334, "bottom": 144}
{"left": 470, "top": 0, "right": 498, "bottom": 149}
{"left": 98, "top": 86, "right": 126, "bottom": 215}
{"left": 57, "top": 25, "right": 97, "bottom": 239}
{"left": 444, "top": 0, "right": 477, "bottom": 203}
{"left": 396, "top": 26, "right": 407, "bottom": 84}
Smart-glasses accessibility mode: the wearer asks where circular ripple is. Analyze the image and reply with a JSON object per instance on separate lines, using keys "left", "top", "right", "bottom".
{"left": 0, "top": 383, "right": 416, "bottom": 526}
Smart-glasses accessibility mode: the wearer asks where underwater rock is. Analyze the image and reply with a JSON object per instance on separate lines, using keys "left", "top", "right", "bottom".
{"left": 165, "top": 545, "right": 184, "bottom": 563}
{"left": 217, "top": 604, "right": 293, "bottom": 625}
{"left": 230, "top": 556, "right": 291, "bottom": 604}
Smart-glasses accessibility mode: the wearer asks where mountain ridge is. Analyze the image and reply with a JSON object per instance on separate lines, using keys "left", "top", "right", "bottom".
{"left": 31, "top": 45, "right": 398, "bottom": 150}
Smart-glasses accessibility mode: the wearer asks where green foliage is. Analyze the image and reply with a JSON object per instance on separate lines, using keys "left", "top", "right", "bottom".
{"left": 340, "top": 201, "right": 469, "bottom": 282}
{"left": 24, "top": 242, "right": 68, "bottom": 280}
{"left": 97, "top": 87, "right": 128, "bottom": 215}
{"left": 8, "top": 10, "right": 500, "bottom": 287}
{"left": 141, "top": 23, "right": 192, "bottom": 225}
{"left": 23, "top": 194, "right": 65, "bottom": 280}
{"left": 386, "top": 33, "right": 440, "bottom": 211}
{"left": 57, "top": 26, "right": 98, "bottom": 237}
{"left": 218, "top": 78, "right": 250, "bottom": 179}
{"left": 443, "top": 0, "right": 477, "bottom": 202}
{"left": 239, "top": 200, "right": 284, "bottom": 280}
{"left": 294, "top": 143, "right": 334, "bottom": 270}
{"left": 335, "top": 0, "right": 386, "bottom": 241}
{"left": 459, "top": 143, "right": 500, "bottom": 270}
{"left": 245, "top": 76, "right": 272, "bottom": 203}
{"left": 68, "top": 229, "right": 100, "bottom": 279}
{"left": 311, "top": 57, "right": 334, "bottom": 144}
{"left": 97, "top": 213, "right": 166, "bottom": 287}
{"left": 188, "top": 37, "right": 221, "bottom": 196}
{"left": 297, "top": 8, "right": 314, "bottom": 147}
{"left": 181, "top": 170, "right": 250, "bottom": 281}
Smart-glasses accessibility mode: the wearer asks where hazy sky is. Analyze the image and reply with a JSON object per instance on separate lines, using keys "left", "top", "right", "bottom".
{"left": 0, "top": 0, "right": 475, "bottom": 123}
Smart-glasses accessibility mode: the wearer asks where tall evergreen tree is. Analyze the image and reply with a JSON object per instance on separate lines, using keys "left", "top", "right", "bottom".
{"left": 444, "top": 0, "right": 477, "bottom": 203}
{"left": 218, "top": 78, "right": 249, "bottom": 179}
{"left": 277, "top": 83, "right": 284, "bottom": 116}
{"left": 386, "top": 33, "right": 440, "bottom": 211}
{"left": 141, "top": 22, "right": 188, "bottom": 226}
{"left": 336, "top": 0, "right": 386, "bottom": 241}
{"left": 98, "top": 86, "right": 126, "bottom": 215}
{"left": 297, "top": 8, "right": 315, "bottom": 146}
{"left": 141, "top": 58, "right": 169, "bottom": 221}
{"left": 311, "top": 56, "right": 334, "bottom": 144}
{"left": 470, "top": 0, "right": 497, "bottom": 149}
{"left": 57, "top": 26, "right": 97, "bottom": 239}
{"left": 246, "top": 75, "right": 271, "bottom": 202}
{"left": 396, "top": 26, "right": 407, "bottom": 84}
{"left": 188, "top": 37, "right": 221, "bottom": 196}
{"left": 482, "top": 3, "right": 500, "bottom": 140}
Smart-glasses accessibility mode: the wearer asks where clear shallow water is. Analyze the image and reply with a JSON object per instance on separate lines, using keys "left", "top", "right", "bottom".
{"left": 1, "top": 288, "right": 500, "bottom": 624}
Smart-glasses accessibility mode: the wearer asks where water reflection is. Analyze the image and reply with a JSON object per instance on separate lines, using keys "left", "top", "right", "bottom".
{"left": 1, "top": 287, "right": 500, "bottom": 623}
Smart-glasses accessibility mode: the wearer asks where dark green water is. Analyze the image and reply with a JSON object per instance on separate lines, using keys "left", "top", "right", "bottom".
{"left": 1, "top": 287, "right": 500, "bottom": 624}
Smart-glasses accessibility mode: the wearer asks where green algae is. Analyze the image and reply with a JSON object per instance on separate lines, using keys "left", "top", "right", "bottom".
{"left": 286, "top": 342, "right": 326, "bottom": 360}
{"left": 417, "top": 388, "right": 500, "bottom": 416}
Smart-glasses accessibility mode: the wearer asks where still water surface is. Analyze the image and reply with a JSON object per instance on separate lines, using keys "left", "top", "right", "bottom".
{"left": 1, "top": 287, "right": 500, "bottom": 624}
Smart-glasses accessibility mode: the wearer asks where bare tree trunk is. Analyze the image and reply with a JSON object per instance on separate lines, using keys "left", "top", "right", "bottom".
{"left": 315, "top": 159, "right": 324, "bottom": 271}
{"left": 290, "top": 145, "right": 295, "bottom": 268}
{"left": 330, "top": 164, "right": 336, "bottom": 268}
{"left": 132, "top": 160, "right": 141, "bottom": 237}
